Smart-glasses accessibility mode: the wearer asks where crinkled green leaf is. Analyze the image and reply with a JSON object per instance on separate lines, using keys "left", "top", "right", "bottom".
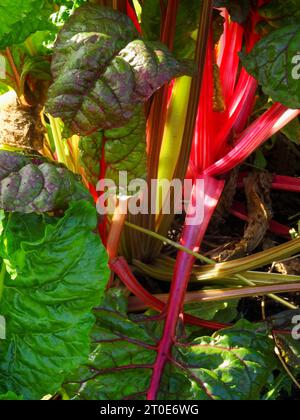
{"left": 141, "top": 0, "right": 202, "bottom": 59}
{"left": 0, "top": 0, "right": 53, "bottom": 50}
{"left": 104, "top": 106, "right": 147, "bottom": 185}
{"left": 241, "top": 25, "right": 300, "bottom": 109}
{"left": 64, "top": 290, "right": 277, "bottom": 400}
{"left": 46, "top": 4, "right": 187, "bottom": 135}
{"left": 0, "top": 201, "right": 109, "bottom": 399}
{"left": 175, "top": 321, "right": 276, "bottom": 400}
{"left": 79, "top": 132, "right": 103, "bottom": 185}
{"left": 79, "top": 106, "right": 147, "bottom": 186}
{"left": 257, "top": 0, "right": 300, "bottom": 34}
{"left": 213, "top": 0, "right": 251, "bottom": 23}
{"left": 0, "top": 150, "right": 91, "bottom": 213}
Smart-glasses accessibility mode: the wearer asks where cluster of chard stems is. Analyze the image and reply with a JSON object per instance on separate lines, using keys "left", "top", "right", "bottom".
{"left": 3, "top": 0, "right": 300, "bottom": 398}
{"left": 92, "top": 0, "right": 300, "bottom": 399}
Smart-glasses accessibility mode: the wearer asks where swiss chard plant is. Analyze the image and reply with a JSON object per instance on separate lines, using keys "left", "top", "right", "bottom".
{"left": 0, "top": 0, "right": 300, "bottom": 401}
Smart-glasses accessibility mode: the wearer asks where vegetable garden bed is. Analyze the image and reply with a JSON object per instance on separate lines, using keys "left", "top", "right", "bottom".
{"left": 0, "top": 0, "right": 300, "bottom": 401}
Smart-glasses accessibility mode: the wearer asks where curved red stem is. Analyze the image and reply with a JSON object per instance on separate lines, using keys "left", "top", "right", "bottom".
{"left": 147, "top": 176, "right": 224, "bottom": 399}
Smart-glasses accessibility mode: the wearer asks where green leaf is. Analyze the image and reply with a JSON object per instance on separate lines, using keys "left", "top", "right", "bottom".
{"left": 262, "top": 373, "right": 292, "bottom": 401}
{"left": 79, "top": 132, "right": 103, "bottom": 185}
{"left": 0, "top": 150, "right": 91, "bottom": 213}
{"left": 0, "top": 83, "right": 9, "bottom": 96}
{"left": 104, "top": 106, "right": 147, "bottom": 185}
{"left": 267, "top": 310, "right": 300, "bottom": 370}
{"left": 79, "top": 107, "right": 147, "bottom": 186}
{"left": 0, "top": 392, "right": 23, "bottom": 400}
{"left": 46, "top": 4, "right": 187, "bottom": 135}
{"left": 254, "top": 149, "right": 268, "bottom": 170}
{"left": 241, "top": 25, "right": 300, "bottom": 109}
{"left": 64, "top": 290, "right": 277, "bottom": 400}
{"left": 258, "top": 0, "right": 300, "bottom": 34}
{"left": 281, "top": 118, "right": 300, "bottom": 144}
{"left": 184, "top": 300, "right": 238, "bottom": 323}
{"left": 50, "top": 0, "right": 88, "bottom": 26}
{"left": 64, "top": 289, "right": 156, "bottom": 400}
{"left": 175, "top": 321, "right": 277, "bottom": 400}
{"left": 0, "top": 201, "right": 109, "bottom": 399}
{"left": 213, "top": 0, "right": 251, "bottom": 24}
{"left": 0, "top": 0, "right": 54, "bottom": 50}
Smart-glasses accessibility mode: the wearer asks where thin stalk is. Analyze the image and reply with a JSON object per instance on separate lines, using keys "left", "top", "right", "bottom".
{"left": 238, "top": 173, "right": 300, "bottom": 193}
{"left": 128, "top": 283, "right": 300, "bottom": 311}
{"left": 67, "top": 135, "right": 82, "bottom": 174}
{"left": 195, "top": 238, "right": 300, "bottom": 281}
{"left": 148, "top": 174, "right": 223, "bottom": 400}
{"left": 110, "top": 257, "right": 228, "bottom": 331}
{"left": 123, "top": 220, "right": 291, "bottom": 270}
{"left": 4, "top": 48, "right": 21, "bottom": 95}
{"left": 234, "top": 274, "right": 297, "bottom": 310}
{"left": 107, "top": 199, "right": 129, "bottom": 289}
{"left": 126, "top": 219, "right": 298, "bottom": 309}
{"left": 242, "top": 271, "right": 300, "bottom": 285}
{"left": 124, "top": 220, "right": 213, "bottom": 264}
{"left": 132, "top": 258, "right": 300, "bottom": 286}
{"left": 48, "top": 115, "right": 74, "bottom": 171}
{"left": 272, "top": 175, "right": 300, "bottom": 193}
{"left": 107, "top": 200, "right": 128, "bottom": 261}
{"left": 263, "top": 374, "right": 288, "bottom": 401}
{"left": 110, "top": 257, "right": 297, "bottom": 331}
{"left": 0, "top": 262, "right": 6, "bottom": 303}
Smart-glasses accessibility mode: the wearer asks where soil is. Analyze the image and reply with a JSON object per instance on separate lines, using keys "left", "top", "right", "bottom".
{"left": 0, "top": 91, "right": 44, "bottom": 152}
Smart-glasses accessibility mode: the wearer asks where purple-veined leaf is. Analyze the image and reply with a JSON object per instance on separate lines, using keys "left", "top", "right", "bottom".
{"left": 64, "top": 289, "right": 278, "bottom": 400}
{"left": 0, "top": 150, "right": 91, "bottom": 213}
{"left": 79, "top": 106, "right": 147, "bottom": 185}
{"left": 46, "top": 4, "right": 187, "bottom": 135}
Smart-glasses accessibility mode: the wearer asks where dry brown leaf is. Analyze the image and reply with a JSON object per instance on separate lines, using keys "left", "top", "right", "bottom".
{"left": 214, "top": 171, "right": 273, "bottom": 262}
